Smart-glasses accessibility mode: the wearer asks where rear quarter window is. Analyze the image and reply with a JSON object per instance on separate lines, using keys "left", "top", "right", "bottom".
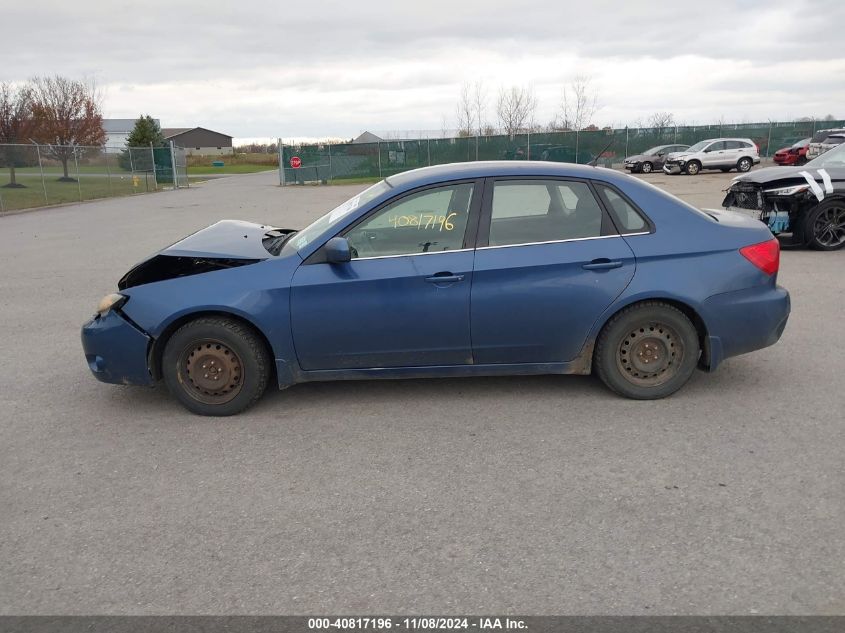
{"left": 595, "top": 184, "right": 648, "bottom": 233}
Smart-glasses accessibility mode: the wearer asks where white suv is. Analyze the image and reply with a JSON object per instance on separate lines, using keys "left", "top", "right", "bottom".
{"left": 662, "top": 138, "right": 760, "bottom": 175}
{"left": 806, "top": 128, "right": 845, "bottom": 161}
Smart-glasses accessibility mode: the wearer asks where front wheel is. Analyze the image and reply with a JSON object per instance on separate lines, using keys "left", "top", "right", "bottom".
{"left": 162, "top": 316, "right": 271, "bottom": 416}
{"left": 594, "top": 302, "right": 700, "bottom": 399}
{"left": 806, "top": 200, "right": 845, "bottom": 251}
{"left": 737, "top": 157, "right": 753, "bottom": 172}
{"left": 641, "top": 161, "right": 653, "bottom": 173}
{"left": 685, "top": 161, "right": 701, "bottom": 175}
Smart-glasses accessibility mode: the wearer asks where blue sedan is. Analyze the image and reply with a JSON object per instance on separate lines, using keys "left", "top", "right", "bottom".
{"left": 81, "top": 162, "right": 790, "bottom": 415}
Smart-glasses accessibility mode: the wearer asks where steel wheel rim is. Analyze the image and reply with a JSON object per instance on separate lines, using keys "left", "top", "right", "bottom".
{"left": 813, "top": 204, "right": 845, "bottom": 247}
{"left": 177, "top": 339, "right": 244, "bottom": 404}
{"left": 739, "top": 159, "right": 751, "bottom": 171}
{"left": 688, "top": 163, "right": 699, "bottom": 174}
{"left": 617, "top": 321, "right": 684, "bottom": 387}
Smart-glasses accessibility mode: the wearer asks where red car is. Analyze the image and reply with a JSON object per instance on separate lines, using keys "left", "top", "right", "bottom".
{"left": 773, "top": 138, "right": 810, "bottom": 166}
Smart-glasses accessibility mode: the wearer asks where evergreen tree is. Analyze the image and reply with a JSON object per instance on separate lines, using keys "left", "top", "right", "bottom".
{"left": 119, "top": 115, "right": 165, "bottom": 171}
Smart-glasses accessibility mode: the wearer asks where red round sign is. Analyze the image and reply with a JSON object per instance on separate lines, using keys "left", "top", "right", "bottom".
{"left": 289, "top": 156, "right": 302, "bottom": 169}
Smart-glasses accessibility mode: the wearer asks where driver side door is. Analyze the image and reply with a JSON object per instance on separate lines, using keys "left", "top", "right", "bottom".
{"left": 290, "top": 180, "right": 482, "bottom": 370}
{"left": 702, "top": 141, "right": 726, "bottom": 167}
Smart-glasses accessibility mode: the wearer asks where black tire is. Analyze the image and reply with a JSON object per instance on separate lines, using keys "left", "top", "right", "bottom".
{"left": 685, "top": 160, "right": 701, "bottom": 175}
{"left": 162, "top": 316, "right": 271, "bottom": 416}
{"left": 736, "top": 157, "right": 753, "bottom": 172}
{"left": 805, "top": 199, "right": 845, "bottom": 251}
{"left": 641, "top": 161, "right": 653, "bottom": 173}
{"left": 594, "top": 302, "right": 700, "bottom": 400}
{"left": 720, "top": 167, "right": 731, "bottom": 173}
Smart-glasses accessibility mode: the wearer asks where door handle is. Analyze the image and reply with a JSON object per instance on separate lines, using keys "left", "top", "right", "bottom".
{"left": 425, "top": 273, "right": 464, "bottom": 283}
{"left": 582, "top": 259, "right": 623, "bottom": 271}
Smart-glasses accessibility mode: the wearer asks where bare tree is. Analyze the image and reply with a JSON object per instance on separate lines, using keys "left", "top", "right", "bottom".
{"left": 456, "top": 82, "right": 475, "bottom": 137}
{"left": 0, "top": 82, "right": 34, "bottom": 188}
{"left": 496, "top": 86, "right": 538, "bottom": 138}
{"left": 30, "top": 76, "right": 106, "bottom": 181}
{"left": 648, "top": 111, "right": 675, "bottom": 130}
{"left": 648, "top": 111, "right": 675, "bottom": 140}
{"left": 558, "top": 75, "right": 599, "bottom": 131}
{"left": 471, "top": 81, "right": 487, "bottom": 136}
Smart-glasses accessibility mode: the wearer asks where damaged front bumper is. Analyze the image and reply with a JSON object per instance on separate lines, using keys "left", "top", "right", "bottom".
{"left": 81, "top": 309, "right": 154, "bottom": 386}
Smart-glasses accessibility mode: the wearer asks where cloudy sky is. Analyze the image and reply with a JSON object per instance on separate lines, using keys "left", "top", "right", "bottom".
{"left": 5, "top": 0, "right": 845, "bottom": 143}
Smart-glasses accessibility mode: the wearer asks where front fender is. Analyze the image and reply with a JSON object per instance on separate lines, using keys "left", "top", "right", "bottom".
{"left": 119, "top": 257, "right": 300, "bottom": 385}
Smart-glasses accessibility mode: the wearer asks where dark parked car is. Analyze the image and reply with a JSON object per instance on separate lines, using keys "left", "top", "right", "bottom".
{"left": 624, "top": 144, "right": 689, "bottom": 173}
{"left": 82, "top": 161, "right": 790, "bottom": 415}
{"left": 723, "top": 141, "right": 845, "bottom": 250}
{"left": 773, "top": 138, "right": 811, "bottom": 166}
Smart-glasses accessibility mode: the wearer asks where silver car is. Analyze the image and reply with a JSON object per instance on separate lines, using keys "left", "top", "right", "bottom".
{"left": 806, "top": 129, "right": 845, "bottom": 160}
{"left": 663, "top": 138, "right": 761, "bottom": 175}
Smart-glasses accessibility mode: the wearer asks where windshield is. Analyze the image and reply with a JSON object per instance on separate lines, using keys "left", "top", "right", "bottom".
{"left": 281, "top": 180, "right": 392, "bottom": 255}
{"left": 643, "top": 146, "right": 666, "bottom": 155}
{"left": 805, "top": 142, "right": 845, "bottom": 168}
{"left": 791, "top": 138, "right": 811, "bottom": 149}
{"left": 686, "top": 141, "right": 710, "bottom": 152}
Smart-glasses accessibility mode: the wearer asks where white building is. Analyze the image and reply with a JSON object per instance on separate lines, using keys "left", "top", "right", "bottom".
{"left": 102, "top": 118, "right": 161, "bottom": 148}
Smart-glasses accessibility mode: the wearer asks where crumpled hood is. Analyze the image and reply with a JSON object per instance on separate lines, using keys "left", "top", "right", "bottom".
{"left": 117, "top": 220, "right": 287, "bottom": 290}
{"left": 159, "top": 220, "right": 279, "bottom": 259}
{"left": 666, "top": 151, "right": 693, "bottom": 161}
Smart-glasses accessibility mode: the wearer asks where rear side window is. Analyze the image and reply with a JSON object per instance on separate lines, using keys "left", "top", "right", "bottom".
{"left": 595, "top": 185, "right": 648, "bottom": 233}
{"left": 488, "top": 180, "right": 604, "bottom": 247}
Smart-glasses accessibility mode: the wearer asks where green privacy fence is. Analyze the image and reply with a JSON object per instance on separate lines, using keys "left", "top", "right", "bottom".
{"left": 279, "top": 119, "right": 845, "bottom": 184}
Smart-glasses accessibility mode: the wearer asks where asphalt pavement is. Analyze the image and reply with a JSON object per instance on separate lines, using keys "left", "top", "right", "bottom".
{"left": 1, "top": 169, "right": 843, "bottom": 615}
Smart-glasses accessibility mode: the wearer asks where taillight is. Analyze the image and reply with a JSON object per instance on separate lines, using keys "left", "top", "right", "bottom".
{"left": 740, "top": 239, "right": 779, "bottom": 275}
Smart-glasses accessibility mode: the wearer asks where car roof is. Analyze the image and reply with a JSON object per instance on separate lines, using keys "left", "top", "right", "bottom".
{"left": 384, "top": 160, "right": 626, "bottom": 189}
{"left": 697, "top": 137, "right": 755, "bottom": 143}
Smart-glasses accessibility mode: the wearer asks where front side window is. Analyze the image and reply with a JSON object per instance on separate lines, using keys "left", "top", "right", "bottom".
{"left": 345, "top": 183, "right": 473, "bottom": 258}
{"left": 488, "top": 180, "right": 605, "bottom": 247}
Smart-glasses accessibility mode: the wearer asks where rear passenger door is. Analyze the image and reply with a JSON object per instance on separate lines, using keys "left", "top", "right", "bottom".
{"left": 470, "top": 178, "right": 637, "bottom": 364}
{"left": 723, "top": 140, "right": 745, "bottom": 165}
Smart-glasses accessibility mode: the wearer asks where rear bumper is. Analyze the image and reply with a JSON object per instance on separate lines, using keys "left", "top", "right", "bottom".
{"left": 700, "top": 284, "right": 790, "bottom": 370}
{"left": 81, "top": 310, "right": 154, "bottom": 386}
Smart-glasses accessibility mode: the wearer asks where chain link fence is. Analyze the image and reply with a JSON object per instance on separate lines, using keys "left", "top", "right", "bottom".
{"left": 279, "top": 119, "right": 845, "bottom": 184}
{"left": 0, "top": 142, "right": 189, "bottom": 213}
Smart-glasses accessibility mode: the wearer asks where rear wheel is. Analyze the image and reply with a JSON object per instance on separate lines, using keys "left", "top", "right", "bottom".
{"left": 806, "top": 200, "right": 845, "bottom": 251}
{"left": 162, "top": 317, "right": 271, "bottom": 416}
{"left": 737, "top": 157, "right": 753, "bottom": 172}
{"left": 641, "top": 161, "right": 653, "bottom": 173}
{"left": 594, "top": 302, "right": 700, "bottom": 400}
{"left": 685, "top": 160, "right": 701, "bottom": 175}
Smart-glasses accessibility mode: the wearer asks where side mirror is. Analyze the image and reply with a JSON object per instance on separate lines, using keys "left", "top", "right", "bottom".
{"left": 324, "top": 236, "right": 352, "bottom": 263}
{"left": 657, "top": 151, "right": 665, "bottom": 156}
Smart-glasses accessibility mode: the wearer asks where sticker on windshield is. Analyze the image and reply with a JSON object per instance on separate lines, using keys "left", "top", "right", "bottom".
{"left": 328, "top": 196, "right": 361, "bottom": 223}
